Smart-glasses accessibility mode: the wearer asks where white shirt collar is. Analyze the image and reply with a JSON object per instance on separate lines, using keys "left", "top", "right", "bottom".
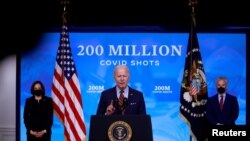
{"left": 116, "top": 86, "right": 129, "bottom": 98}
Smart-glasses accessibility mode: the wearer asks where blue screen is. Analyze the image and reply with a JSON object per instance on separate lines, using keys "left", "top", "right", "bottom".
{"left": 20, "top": 33, "right": 246, "bottom": 141}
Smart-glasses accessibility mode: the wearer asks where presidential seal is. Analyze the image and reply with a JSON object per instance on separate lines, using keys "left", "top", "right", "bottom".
{"left": 108, "top": 121, "right": 132, "bottom": 141}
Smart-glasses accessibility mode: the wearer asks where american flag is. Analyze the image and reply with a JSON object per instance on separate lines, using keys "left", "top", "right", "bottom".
{"left": 52, "top": 11, "right": 86, "bottom": 141}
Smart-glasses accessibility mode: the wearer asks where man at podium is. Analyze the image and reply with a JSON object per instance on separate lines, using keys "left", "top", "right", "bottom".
{"left": 96, "top": 65, "right": 146, "bottom": 115}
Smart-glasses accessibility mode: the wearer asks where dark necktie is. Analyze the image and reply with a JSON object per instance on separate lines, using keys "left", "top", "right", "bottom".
{"left": 119, "top": 90, "right": 125, "bottom": 115}
{"left": 220, "top": 95, "right": 224, "bottom": 111}
{"left": 119, "top": 90, "right": 124, "bottom": 107}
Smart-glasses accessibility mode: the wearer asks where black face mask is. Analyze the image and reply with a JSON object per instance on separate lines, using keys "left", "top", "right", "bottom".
{"left": 217, "top": 87, "right": 225, "bottom": 94}
{"left": 33, "top": 89, "right": 44, "bottom": 96}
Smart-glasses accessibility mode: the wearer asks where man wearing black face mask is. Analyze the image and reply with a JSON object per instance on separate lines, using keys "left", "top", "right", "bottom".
{"left": 24, "top": 80, "right": 53, "bottom": 141}
{"left": 206, "top": 76, "right": 239, "bottom": 126}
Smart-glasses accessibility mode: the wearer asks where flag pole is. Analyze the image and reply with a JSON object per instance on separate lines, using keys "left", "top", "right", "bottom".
{"left": 52, "top": 1, "right": 87, "bottom": 141}
{"left": 180, "top": 0, "right": 207, "bottom": 140}
{"left": 188, "top": 0, "right": 197, "bottom": 83}
{"left": 189, "top": 0, "right": 197, "bottom": 30}
{"left": 60, "top": 0, "right": 70, "bottom": 24}
{"left": 59, "top": 0, "right": 70, "bottom": 79}
{"left": 188, "top": 0, "right": 198, "bottom": 141}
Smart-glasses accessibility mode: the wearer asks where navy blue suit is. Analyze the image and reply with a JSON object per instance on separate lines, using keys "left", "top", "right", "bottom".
{"left": 96, "top": 86, "right": 146, "bottom": 115}
{"left": 206, "top": 93, "right": 239, "bottom": 125}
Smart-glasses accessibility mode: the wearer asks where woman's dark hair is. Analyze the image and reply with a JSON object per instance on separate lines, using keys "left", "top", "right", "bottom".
{"left": 30, "top": 80, "right": 45, "bottom": 96}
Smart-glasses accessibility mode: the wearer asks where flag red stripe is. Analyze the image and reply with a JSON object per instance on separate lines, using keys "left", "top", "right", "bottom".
{"left": 52, "top": 83, "right": 64, "bottom": 107}
{"left": 65, "top": 81, "right": 86, "bottom": 134}
{"left": 53, "top": 67, "right": 64, "bottom": 88}
{"left": 64, "top": 102, "right": 81, "bottom": 141}
{"left": 52, "top": 100, "right": 64, "bottom": 122}
{"left": 68, "top": 78, "right": 83, "bottom": 106}
{"left": 64, "top": 126, "right": 70, "bottom": 141}
{"left": 52, "top": 69, "right": 65, "bottom": 121}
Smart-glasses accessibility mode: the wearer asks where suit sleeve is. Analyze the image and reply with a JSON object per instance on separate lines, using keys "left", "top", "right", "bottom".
{"left": 23, "top": 99, "right": 32, "bottom": 131}
{"left": 206, "top": 99, "right": 217, "bottom": 125}
{"left": 45, "top": 98, "right": 54, "bottom": 132}
{"left": 138, "top": 92, "right": 146, "bottom": 115}
{"left": 225, "top": 96, "right": 239, "bottom": 125}
{"left": 96, "top": 92, "right": 106, "bottom": 115}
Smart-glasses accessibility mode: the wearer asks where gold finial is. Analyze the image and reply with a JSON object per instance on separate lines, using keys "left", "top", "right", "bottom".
{"left": 188, "top": 0, "right": 198, "bottom": 7}
{"left": 60, "top": 0, "right": 70, "bottom": 12}
{"left": 60, "top": 0, "right": 70, "bottom": 5}
{"left": 60, "top": 0, "right": 70, "bottom": 24}
{"left": 188, "top": 0, "right": 198, "bottom": 27}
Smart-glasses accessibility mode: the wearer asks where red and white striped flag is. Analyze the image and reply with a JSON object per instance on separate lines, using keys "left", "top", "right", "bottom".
{"left": 52, "top": 10, "right": 86, "bottom": 141}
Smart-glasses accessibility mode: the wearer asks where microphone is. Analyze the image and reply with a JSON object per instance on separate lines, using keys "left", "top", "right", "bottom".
{"left": 113, "top": 97, "right": 129, "bottom": 115}
{"left": 123, "top": 97, "right": 129, "bottom": 109}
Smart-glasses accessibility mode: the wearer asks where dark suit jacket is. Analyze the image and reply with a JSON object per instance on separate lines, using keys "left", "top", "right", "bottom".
{"left": 96, "top": 86, "right": 146, "bottom": 115}
{"left": 206, "top": 93, "right": 239, "bottom": 125}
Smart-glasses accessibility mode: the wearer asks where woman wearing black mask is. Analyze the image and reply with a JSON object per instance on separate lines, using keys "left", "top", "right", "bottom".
{"left": 24, "top": 80, "right": 53, "bottom": 141}
{"left": 206, "top": 76, "right": 239, "bottom": 126}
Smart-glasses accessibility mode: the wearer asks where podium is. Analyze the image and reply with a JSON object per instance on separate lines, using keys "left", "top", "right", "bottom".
{"left": 89, "top": 115, "right": 153, "bottom": 141}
